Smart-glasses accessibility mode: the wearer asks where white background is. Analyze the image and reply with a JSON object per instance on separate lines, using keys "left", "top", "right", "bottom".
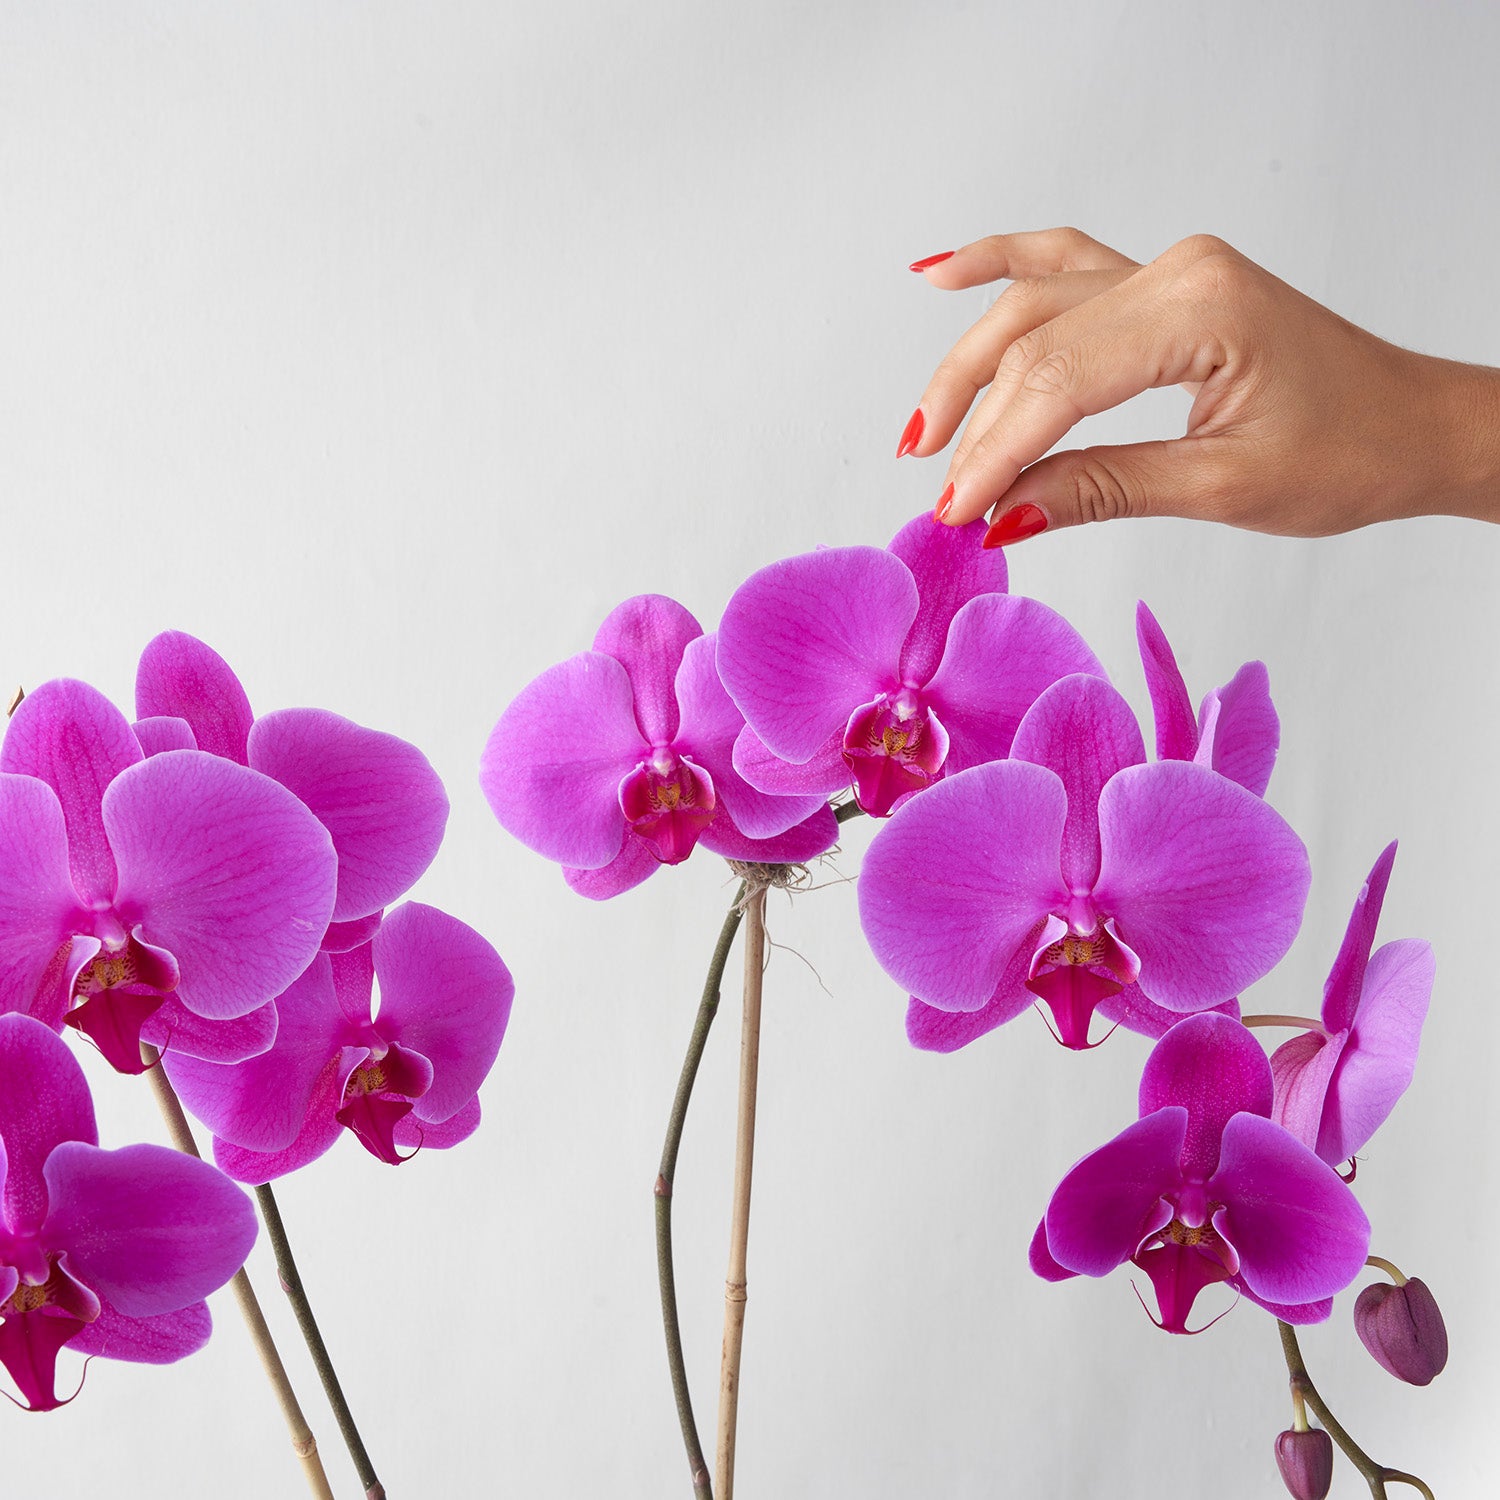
{"left": 2, "top": 3, "right": 1496, "bottom": 1495}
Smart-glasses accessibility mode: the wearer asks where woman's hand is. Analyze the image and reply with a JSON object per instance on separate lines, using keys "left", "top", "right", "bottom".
{"left": 902, "top": 228, "right": 1500, "bottom": 544}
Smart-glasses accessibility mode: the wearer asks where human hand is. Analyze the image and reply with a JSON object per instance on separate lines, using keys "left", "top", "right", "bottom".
{"left": 900, "top": 229, "right": 1500, "bottom": 544}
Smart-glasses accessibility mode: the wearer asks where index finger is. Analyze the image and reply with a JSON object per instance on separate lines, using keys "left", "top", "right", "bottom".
{"left": 916, "top": 227, "right": 1137, "bottom": 290}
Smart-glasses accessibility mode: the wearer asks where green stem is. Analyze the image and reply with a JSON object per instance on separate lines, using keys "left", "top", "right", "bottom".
{"left": 1276, "top": 1321, "right": 1435, "bottom": 1499}
{"left": 256, "top": 1183, "right": 387, "bottom": 1499}
{"left": 656, "top": 882, "right": 747, "bottom": 1500}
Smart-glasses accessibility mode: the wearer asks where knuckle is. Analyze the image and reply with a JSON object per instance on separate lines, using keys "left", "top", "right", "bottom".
{"left": 932, "top": 350, "right": 982, "bottom": 400}
{"left": 1019, "top": 347, "right": 1080, "bottom": 402}
{"left": 998, "top": 329, "right": 1048, "bottom": 379}
{"left": 1164, "top": 232, "right": 1233, "bottom": 267}
{"left": 1180, "top": 249, "right": 1251, "bottom": 307}
{"left": 996, "top": 275, "right": 1048, "bottom": 316}
{"left": 1068, "top": 451, "right": 1135, "bottom": 524}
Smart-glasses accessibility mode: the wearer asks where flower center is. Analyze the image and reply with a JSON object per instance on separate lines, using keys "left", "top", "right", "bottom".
{"left": 335, "top": 1046, "right": 431, "bottom": 1166}
{"left": 0, "top": 1255, "right": 99, "bottom": 1411}
{"left": 841, "top": 690, "right": 950, "bottom": 818}
{"left": 65, "top": 933, "right": 180, "bottom": 1077}
{"left": 1026, "top": 920, "right": 1140, "bottom": 1050}
{"left": 617, "top": 751, "right": 717, "bottom": 865}
{"left": 1131, "top": 1206, "right": 1236, "bottom": 1334}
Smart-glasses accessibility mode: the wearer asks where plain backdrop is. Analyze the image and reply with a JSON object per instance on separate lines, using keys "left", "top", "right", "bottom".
{"left": 2, "top": 3, "right": 1495, "bottom": 1496}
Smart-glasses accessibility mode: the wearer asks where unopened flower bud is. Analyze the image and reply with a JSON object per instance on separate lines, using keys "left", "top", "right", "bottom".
{"left": 1274, "top": 1427, "right": 1334, "bottom": 1500}
{"left": 1354, "top": 1276, "right": 1448, "bottom": 1385}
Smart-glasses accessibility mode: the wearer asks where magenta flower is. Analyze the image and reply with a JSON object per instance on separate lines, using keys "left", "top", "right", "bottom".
{"left": 862, "top": 673, "right": 1310, "bottom": 1051}
{"left": 1136, "top": 600, "right": 1279, "bottom": 796}
{"left": 0, "top": 679, "right": 338, "bottom": 1074}
{"left": 1269, "top": 843, "right": 1434, "bottom": 1167}
{"left": 1029, "top": 1013, "right": 1370, "bottom": 1331}
{"left": 716, "top": 514, "right": 1103, "bottom": 816}
{"left": 135, "top": 631, "right": 450, "bottom": 944}
{"left": 0, "top": 1014, "right": 256, "bottom": 1410}
{"left": 480, "top": 594, "right": 838, "bottom": 900}
{"left": 164, "top": 903, "right": 513, "bottom": 1182}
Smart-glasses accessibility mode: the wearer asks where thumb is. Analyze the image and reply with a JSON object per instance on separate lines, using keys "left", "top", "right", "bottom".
{"left": 980, "top": 439, "right": 1219, "bottom": 546}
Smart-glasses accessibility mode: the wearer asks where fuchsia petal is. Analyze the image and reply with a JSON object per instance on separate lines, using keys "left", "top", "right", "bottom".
{"left": 563, "top": 840, "right": 660, "bottom": 901}
{"left": 0, "top": 1016, "right": 97, "bottom": 1234}
{"left": 1094, "top": 761, "right": 1310, "bottom": 1011}
{"left": 249, "top": 708, "right": 449, "bottom": 922}
{"left": 1269, "top": 1030, "right": 1347, "bottom": 1158}
{"left": 1096, "top": 989, "right": 1240, "bottom": 1041}
{"left": 1028, "top": 1217, "right": 1079, "bottom": 1283}
{"left": 1318, "top": 939, "right": 1434, "bottom": 1164}
{"left": 697, "top": 803, "right": 839, "bottom": 863}
{"left": 1199, "top": 661, "right": 1278, "bottom": 796}
{"left": 717, "top": 546, "right": 916, "bottom": 763}
{"left": 1322, "top": 842, "right": 1397, "bottom": 1034}
{"left": 0, "top": 776, "right": 86, "bottom": 1022}
{"left": 212, "top": 1061, "right": 348, "bottom": 1184}
{"left": 69, "top": 1298, "right": 212, "bottom": 1365}
{"left": 925, "top": 598, "right": 1106, "bottom": 775}
{"left": 140, "top": 996, "right": 278, "bottom": 1065}
{"left": 1209, "top": 1113, "right": 1370, "bottom": 1305}
{"left": 329, "top": 942, "right": 375, "bottom": 1026}
{"left": 480, "top": 652, "right": 644, "bottom": 869}
{"left": 1235, "top": 1283, "right": 1333, "bottom": 1324}
{"left": 0, "top": 1307, "right": 89, "bottom": 1410}
{"left": 885, "top": 514, "right": 1005, "bottom": 683}
{"left": 592, "top": 595, "right": 702, "bottom": 746}
{"left": 675, "top": 635, "right": 827, "bottom": 838}
{"left": 1011, "top": 675, "right": 1145, "bottom": 890}
{"left": 731, "top": 725, "right": 849, "bottom": 800}
{"left": 106, "top": 752, "right": 337, "bottom": 1020}
{"left": 1138, "top": 1012, "right": 1273, "bottom": 1178}
{"left": 1043, "top": 1109, "right": 1186, "bottom": 1277}
{"left": 132, "top": 717, "right": 197, "bottom": 756}
{"left": 398, "top": 1095, "right": 481, "bottom": 1148}
{"left": 904, "top": 949, "right": 1039, "bottom": 1052}
{"left": 370, "top": 904, "right": 514, "bottom": 1123}
{"left": 135, "top": 632, "right": 254, "bottom": 765}
{"left": 2, "top": 680, "right": 144, "bottom": 906}
{"left": 859, "top": 761, "right": 1069, "bottom": 1010}
{"left": 43, "top": 1142, "right": 257, "bottom": 1317}
{"left": 322, "top": 913, "right": 383, "bottom": 953}
{"left": 165, "top": 957, "right": 343, "bottom": 1152}
{"left": 1135, "top": 602, "right": 1199, "bottom": 762}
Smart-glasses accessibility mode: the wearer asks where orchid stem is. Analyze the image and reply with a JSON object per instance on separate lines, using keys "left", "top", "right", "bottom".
{"left": 257, "top": 1183, "right": 387, "bottom": 1500}
{"left": 140, "top": 1045, "right": 336, "bottom": 1500}
{"left": 1276, "top": 1321, "right": 1435, "bottom": 1499}
{"left": 715, "top": 885, "right": 767, "bottom": 1500}
{"left": 657, "top": 880, "right": 747, "bottom": 1500}
{"left": 1240, "top": 1013, "right": 1325, "bottom": 1032}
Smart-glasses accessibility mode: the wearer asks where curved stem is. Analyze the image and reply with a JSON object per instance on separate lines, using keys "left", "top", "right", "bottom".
{"left": 715, "top": 887, "right": 766, "bottom": 1500}
{"left": 833, "top": 799, "right": 865, "bottom": 825}
{"left": 257, "top": 1184, "right": 386, "bottom": 1499}
{"left": 1365, "top": 1255, "right": 1408, "bottom": 1285}
{"left": 140, "top": 1046, "right": 335, "bottom": 1500}
{"left": 657, "top": 882, "right": 747, "bottom": 1499}
{"left": 1240, "top": 1013, "right": 1326, "bottom": 1032}
{"left": 1276, "top": 1321, "right": 1434, "bottom": 1499}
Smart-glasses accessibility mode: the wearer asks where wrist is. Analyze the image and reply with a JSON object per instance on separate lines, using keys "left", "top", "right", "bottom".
{"left": 1407, "top": 356, "right": 1500, "bottom": 524}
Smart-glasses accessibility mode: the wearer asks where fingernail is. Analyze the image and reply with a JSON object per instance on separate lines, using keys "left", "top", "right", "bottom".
{"left": 909, "top": 251, "right": 955, "bottom": 272}
{"left": 897, "top": 408, "right": 925, "bottom": 458}
{"left": 982, "top": 503, "right": 1049, "bottom": 548}
{"left": 933, "top": 483, "right": 955, "bottom": 522}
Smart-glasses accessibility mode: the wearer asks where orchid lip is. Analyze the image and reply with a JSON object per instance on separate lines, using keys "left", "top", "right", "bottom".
{"left": 841, "top": 693, "right": 950, "bottom": 817}
{"left": 618, "top": 750, "right": 717, "bottom": 864}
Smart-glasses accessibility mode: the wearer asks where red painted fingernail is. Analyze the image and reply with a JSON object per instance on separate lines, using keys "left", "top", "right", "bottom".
{"left": 909, "top": 251, "right": 955, "bottom": 272}
{"left": 896, "top": 408, "right": 925, "bottom": 458}
{"left": 933, "top": 483, "right": 955, "bottom": 522}
{"left": 982, "top": 504, "right": 1049, "bottom": 548}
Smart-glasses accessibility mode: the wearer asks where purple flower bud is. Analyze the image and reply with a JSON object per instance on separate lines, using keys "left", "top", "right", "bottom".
{"left": 1354, "top": 1276, "right": 1448, "bottom": 1385}
{"left": 1274, "top": 1428, "right": 1334, "bottom": 1500}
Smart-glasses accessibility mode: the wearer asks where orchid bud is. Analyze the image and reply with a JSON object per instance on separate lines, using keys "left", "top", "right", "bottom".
{"left": 1354, "top": 1275, "right": 1448, "bottom": 1385}
{"left": 1274, "top": 1427, "right": 1334, "bottom": 1500}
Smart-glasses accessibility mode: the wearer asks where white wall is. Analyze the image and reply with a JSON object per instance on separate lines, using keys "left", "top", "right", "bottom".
{"left": 2, "top": 2, "right": 1494, "bottom": 1494}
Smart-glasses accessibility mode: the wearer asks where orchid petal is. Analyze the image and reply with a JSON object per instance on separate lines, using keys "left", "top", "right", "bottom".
{"left": 42, "top": 1142, "right": 257, "bottom": 1317}
{"left": 132, "top": 717, "right": 198, "bottom": 756}
{"left": 141, "top": 996, "right": 279, "bottom": 1066}
{"left": 1028, "top": 1217, "right": 1079, "bottom": 1283}
{"left": 885, "top": 514, "right": 1005, "bottom": 683}
{"left": 1233, "top": 1282, "right": 1333, "bottom": 1324}
{"left": 479, "top": 652, "right": 643, "bottom": 870}
{"left": 401, "top": 1094, "right": 481, "bottom": 1147}
{"left": 697, "top": 803, "right": 839, "bottom": 864}
{"left": 0, "top": 1016, "right": 97, "bottom": 1234}
{"left": 859, "top": 761, "right": 1069, "bottom": 1010}
{"left": 1135, "top": 602, "right": 1198, "bottom": 762}
{"left": 675, "top": 635, "right": 827, "bottom": 838}
{"left": 717, "top": 546, "right": 915, "bottom": 762}
{"left": 105, "top": 752, "right": 337, "bottom": 1020}
{"left": 1319, "top": 939, "right": 1434, "bottom": 1163}
{"left": 592, "top": 595, "right": 702, "bottom": 746}
{"left": 1209, "top": 1114, "right": 1370, "bottom": 1306}
{"left": 1199, "top": 660, "right": 1278, "bottom": 796}
{"left": 1, "top": 680, "right": 143, "bottom": 906}
{"left": 69, "top": 1298, "right": 212, "bottom": 1365}
{"left": 211, "top": 1060, "right": 348, "bottom": 1184}
{"left": 1011, "top": 675, "right": 1145, "bottom": 890}
{"left": 1138, "top": 1012, "right": 1274, "bottom": 1178}
{"left": 1096, "top": 989, "right": 1240, "bottom": 1041}
{"left": 904, "top": 939, "right": 1039, "bottom": 1052}
{"left": 330, "top": 943, "right": 375, "bottom": 1026}
{"left": 1095, "top": 761, "right": 1310, "bottom": 1011}
{"left": 249, "top": 708, "right": 449, "bottom": 922}
{"left": 731, "top": 724, "right": 849, "bottom": 800}
{"left": 134, "top": 632, "right": 254, "bottom": 765}
{"left": 322, "top": 913, "right": 383, "bottom": 954}
{"left": 1043, "top": 1109, "right": 1186, "bottom": 1277}
{"left": 925, "top": 598, "right": 1106, "bottom": 776}
{"left": 563, "top": 839, "right": 660, "bottom": 901}
{"left": 1269, "top": 1029, "right": 1347, "bottom": 1157}
{"left": 1322, "top": 842, "right": 1397, "bottom": 1033}
{"left": 0, "top": 1307, "right": 89, "bottom": 1409}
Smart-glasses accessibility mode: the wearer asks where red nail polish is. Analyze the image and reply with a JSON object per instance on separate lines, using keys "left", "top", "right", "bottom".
{"left": 933, "top": 483, "right": 955, "bottom": 522}
{"left": 897, "top": 408, "right": 925, "bottom": 458}
{"left": 909, "top": 251, "right": 955, "bottom": 272}
{"left": 982, "top": 503, "right": 1049, "bottom": 548}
